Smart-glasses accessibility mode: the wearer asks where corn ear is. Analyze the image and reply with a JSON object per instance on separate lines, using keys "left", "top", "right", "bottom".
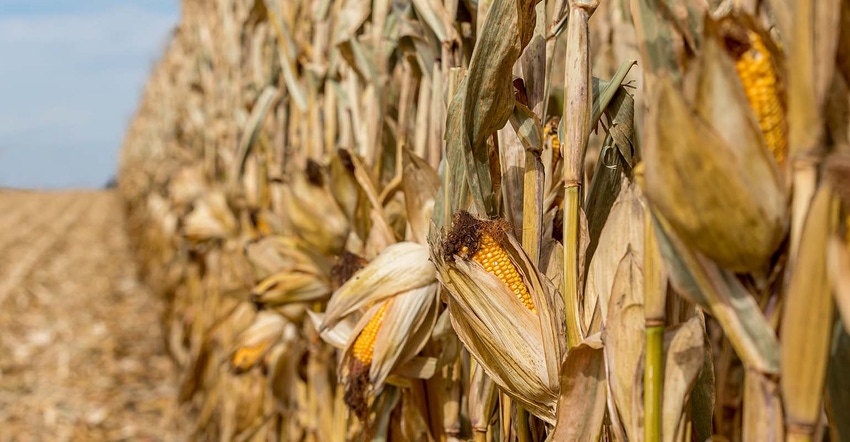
{"left": 644, "top": 77, "right": 786, "bottom": 272}
{"left": 322, "top": 242, "right": 435, "bottom": 330}
{"left": 469, "top": 231, "right": 536, "bottom": 313}
{"left": 352, "top": 302, "right": 390, "bottom": 365}
{"left": 731, "top": 29, "right": 787, "bottom": 165}
{"left": 229, "top": 313, "right": 290, "bottom": 373}
{"left": 183, "top": 191, "right": 239, "bottom": 242}
{"left": 276, "top": 168, "right": 350, "bottom": 255}
{"left": 430, "top": 212, "right": 563, "bottom": 423}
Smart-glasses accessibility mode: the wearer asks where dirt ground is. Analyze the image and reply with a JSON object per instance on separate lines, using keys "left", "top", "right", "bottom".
{"left": 0, "top": 190, "right": 181, "bottom": 441}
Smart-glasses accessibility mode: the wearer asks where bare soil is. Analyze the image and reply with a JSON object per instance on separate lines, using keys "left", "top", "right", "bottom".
{"left": 0, "top": 190, "right": 181, "bottom": 441}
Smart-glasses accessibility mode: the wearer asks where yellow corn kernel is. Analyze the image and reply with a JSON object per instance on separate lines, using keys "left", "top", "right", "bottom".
{"left": 470, "top": 233, "right": 536, "bottom": 313}
{"left": 352, "top": 302, "right": 389, "bottom": 365}
{"left": 256, "top": 218, "right": 272, "bottom": 236}
{"left": 231, "top": 342, "right": 270, "bottom": 372}
{"left": 544, "top": 119, "right": 561, "bottom": 163}
{"left": 734, "top": 30, "right": 786, "bottom": 165}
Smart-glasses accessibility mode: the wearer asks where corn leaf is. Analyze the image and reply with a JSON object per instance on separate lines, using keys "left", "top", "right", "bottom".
{"left": 551, "top": 336, "right": 607, "bottom": 441}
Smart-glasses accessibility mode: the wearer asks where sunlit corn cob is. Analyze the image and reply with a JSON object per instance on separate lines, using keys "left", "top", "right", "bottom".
{"left": 431, "top": 211, "right": 560, "bottom": 423}
{"left": 351, "top": 302, "right": 389, "bottom": 365}
{"left": 464, "top": 233, "right": 536, "bottom": 313}
{"left": 229, "top": 312, "right": 287, "bottom": 373}
{"left": 450, "top": 212, "right": 536, "bottom": 313}
{"left": 231, "top": 342, "right": 272, "bottom": 372}
{"left": 733, "top": 30, "right": 786, "bottom": 164}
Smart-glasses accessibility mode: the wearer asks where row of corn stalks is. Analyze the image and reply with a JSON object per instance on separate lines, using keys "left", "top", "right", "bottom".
{"left": 119, "top": 0, "right": 850, "bottom": 440}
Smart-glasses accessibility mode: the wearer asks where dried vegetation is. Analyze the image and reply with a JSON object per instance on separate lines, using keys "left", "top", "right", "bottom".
{"left": 120, "top": 0, "right": 850, "bottom": 440}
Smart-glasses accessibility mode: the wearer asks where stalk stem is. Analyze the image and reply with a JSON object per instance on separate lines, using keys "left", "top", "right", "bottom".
{"left": 517, "top": 407, "right": 532, "bottom": 442}
{"left": 786, "top": 432, "right": 813, "bottom": 442}
{"left": 643, "top": 201, "right": 666, "bottom": 442}
{"left": 563, "top": 185, "right": 583, "bottom": 349}
{"left": 644, "top": 325, "right": 664, "bottom": 442}
{"left": 561, "top": 0, "right": 597, "bottom": 349}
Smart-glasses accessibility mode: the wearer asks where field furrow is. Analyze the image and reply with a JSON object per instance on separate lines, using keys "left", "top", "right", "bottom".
{"left": 0, "top": 190, "right": 179, "bottom": 442}
{"left": 0, "top": 194, "right": 80, "bottom": 259}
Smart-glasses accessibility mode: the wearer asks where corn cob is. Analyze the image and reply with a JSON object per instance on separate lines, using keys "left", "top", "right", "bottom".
{"left": 733, "top": 30, "right": 786, "bottom": 164}
{"left": 465, "top": 233, "right": 537, "bottom": 313}
{"left": 447, "top": 211, "right": 536, "bottom": 313}
{"left": 231, "top": 342, "right": 271, "bottom": 372}
{"left": 352, "top": 302, "right": 389, "bottom": 365}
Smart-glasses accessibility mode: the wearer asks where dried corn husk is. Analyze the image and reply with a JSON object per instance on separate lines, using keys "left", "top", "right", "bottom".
{"left": 430, "top": 213, "right": 563, "bottom": 423}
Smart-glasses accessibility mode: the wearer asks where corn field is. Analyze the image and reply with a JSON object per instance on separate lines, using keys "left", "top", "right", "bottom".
{"left": 119, "top": 0, "right": 850, "bottom": 440}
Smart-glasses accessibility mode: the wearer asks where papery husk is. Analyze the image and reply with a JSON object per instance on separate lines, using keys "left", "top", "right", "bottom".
{"left": 603, "top": 250, "right": 645, "bottom": 441}
{"left": 322, "top": 242, "right": 435, "bottom": 329}
{"left": 337, "top": 284, "right": 439, "bottom": 432}
{"left": 651, "top": 210, "right": 781, "bottom": 375}
{"left": 369, "top": 282, "right": 440, "bottom": 388}
{"left": 710, "top": 13, "right": 788, "bottom": 171}
{"left": 244, "top": 235, "right": 333, "bottom": 281}
{"left": 251, "top": 270, "right": 331, "bottom": 306}
{"left": 430, "top": 223, "right": 561, "bottom": 423}
{"left": 551, "top": 334, "right": 606, "bottom": 441}
{"left": 228, "top": 311, "right": 288, "bottom": 373}
{"left": 278, "top": 171, "right": 350, "bottom": 255}
{"left": 306, "top": 310, "right": 358, "bottom": 350}
{"left": 661, "top": 317, "right": 705, "bottom": 442}
{"left": 643, "top": 77, "right": 787, "bottom": 273}
{"left": 585, "top": 179, "right": 645, "bottom": 325}
{"left": 183, "top": 191, "right": 239, "bottom": 241}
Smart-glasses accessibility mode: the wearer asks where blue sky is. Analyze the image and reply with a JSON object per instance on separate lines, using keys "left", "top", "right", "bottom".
{"left": 0, "top": 1, "right": 179, "bottom": 188}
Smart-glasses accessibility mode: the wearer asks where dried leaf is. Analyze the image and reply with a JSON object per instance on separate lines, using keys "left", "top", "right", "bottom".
{"left": 661, "top": 317, "right": 704, "bottom": 442}
{"left": 587, "top": 180, "right": 644, "bottom": 324}
{"left": 652, "top": 211, "right": 780, "bottom": 374}
{"left": 782, "top": 184, "right": 839, "bottom": 433}
{"left": 742, "top": 370, "right": 784, "bottom": 441}
{"left": 828, "top": 237, "right": 850, "bottom": 333}
{"left": 323, "top": 242, "right": 435, "bottom": 329}
{"left": 441, "top": 0, "right": 540, "bottom": 216}
{"left": 603, "top": 250, "right": 645, "bottom": 441}
{"left": 401, "top": 150, "right": 440, "bottom": 244}
{"left": 551, "top": 337, "right": 607, "bottom": 441}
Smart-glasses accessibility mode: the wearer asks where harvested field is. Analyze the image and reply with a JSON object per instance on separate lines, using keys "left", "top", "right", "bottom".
{"left": 0, "top": 190, "right": 180, "bottom": 442}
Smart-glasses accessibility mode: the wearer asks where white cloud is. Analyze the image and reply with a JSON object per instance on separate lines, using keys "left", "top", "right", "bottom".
{"left": 0, "top": 3, "right": 178, "bottom": 188}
